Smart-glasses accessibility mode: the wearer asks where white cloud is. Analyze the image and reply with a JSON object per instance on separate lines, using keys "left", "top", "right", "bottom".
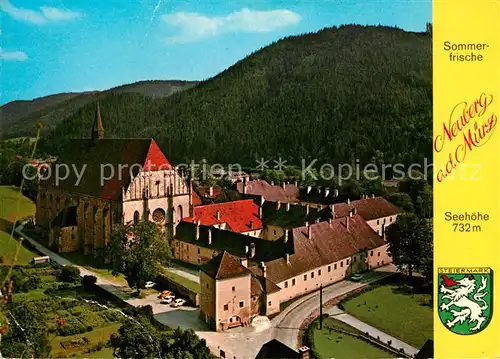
{"left": 40, "top": 6, "right": 81, "bottom": 21}
{"left": 162, "top": 8, "right": 301, "bottom": 44}
{"left": 0, "top": 0, "right": 81, "bottom": 24}
{"left": 0, "top": 47, "right": 28, "bottom": 61}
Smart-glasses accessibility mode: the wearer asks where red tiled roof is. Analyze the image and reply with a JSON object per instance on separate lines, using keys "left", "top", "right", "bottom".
{"left": 331, "top": 197, "right": 402, "bottom": 221}
{"left": 143, "top": 139, "right": 172, "bottom": 171}
{"left": 201, "top": 251, "right": 251, "bottom": 280}
{"left": 251, "top": 214, "right": 386, "bottom": 284}
{"left": 183, "top": 199, "right": 262, "bottom": 233}
{"left": 192, "top": 191, "right": 202, "bottom": 206}
{"left": 237, "top": 180, "right": 300, "bottom": 203}
{"left": 250, "top": 275, "right": 281, "bottom": 296}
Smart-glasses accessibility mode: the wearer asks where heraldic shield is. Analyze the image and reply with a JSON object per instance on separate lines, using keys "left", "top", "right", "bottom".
{"left": 437, "top": 267, "right": 493, "bottom": 334}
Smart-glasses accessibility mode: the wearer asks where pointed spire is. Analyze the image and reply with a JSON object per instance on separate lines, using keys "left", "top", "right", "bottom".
{"left": 91, "top": 100, "right": 104, "bottom": 142}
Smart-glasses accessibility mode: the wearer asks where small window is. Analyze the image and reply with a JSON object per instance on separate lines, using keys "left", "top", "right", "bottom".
{"left": 346, "top": 259, "right": 350, "bottom": 265}
{"left": 230, "top": 318, "right": 233, "bottom": 323}
{"left": 377, "top": 219, "right": 380, "bottom": 225}
{"left": 340, "top": 261, "right": 343, "bottom": 268}
{"left": 377, "top": 262, "right": 380, "bottom": 266}
{"left": 198, "top": 248, "right": 200, "bottom": 254}
{"left": 370, "top": 251, "right": 374, "bottom": 256}
{"left": 328, "top": 266, "right": 331, "bottom": 272}
{"left": 253, "top": 297, "right": 257, "bottom": 301}
{"left": 390, "top": 217, "right": 393, "bottom": 222}
{"left": 292, "top": 278, "right": 296, "bottom": 286}
{"left": 378, "top": 252, "right": 380, "bottom": 257}
{"left": 198, "top": 258, "right": 201, "bottom": 264}
{"left": 224, "top": 304, "right": 228, "bottom": 311}
{"left": 285, "top": 281, "right": 288, "bottom": 288}
{"left": 304, "top": 274, "right": 307, "bottom": 281}
{"left": 274, "top": 230, "right": 277, "bottom": 235}
{"left": 353, "top": 256, "right": 357, "bottom": 262}
{"left": 383, "top": 218, "right": 386, "bottom": 224}
{"left": 318, "top": 269, "right": 321, "bottom": 276}
{"left": 206, "top": 283, "right": 209, "bottom": 288}
{"left": 239, "top": 301, "right": 244, "bottom": 308}
{"left": 268, "top": 301, "right": 271, "bottom": 306}
{"left": 311, "top": 272, "right": 314, "bottom": 279}
{"left": 334, "top": 263, "right": 337, "bottom": 270}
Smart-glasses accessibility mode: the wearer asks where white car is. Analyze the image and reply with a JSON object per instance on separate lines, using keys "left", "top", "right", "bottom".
{"left": 160, "top": 296, "right": 175, "bottom": 304}
{"left": 350, "top": 274, "right": 363, "bottom": 282}
{"left": 144, "top": 281, "right": 156, "bottom": 288}
{"left": 170, "top": 298, "right": 186, "bottom": 307}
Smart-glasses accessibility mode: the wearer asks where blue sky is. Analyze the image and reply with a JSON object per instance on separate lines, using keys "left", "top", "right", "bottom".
{"left": 1, "top": 0, "right": 431, "bottom": 105}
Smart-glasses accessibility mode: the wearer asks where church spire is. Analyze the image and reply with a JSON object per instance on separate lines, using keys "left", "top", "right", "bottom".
{"left": 91, "top": 101, "right": 105, "bottom": 142}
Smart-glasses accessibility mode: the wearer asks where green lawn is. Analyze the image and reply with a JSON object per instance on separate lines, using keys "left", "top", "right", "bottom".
{"left": 162, "top": 269, "right": 200, "bottom": 293}
{"left": 310, "top": 317, "right": 395, "bottom": 359}
{"left": 0, "top": 186, "right": 37, "bottom": 265}
{"left": 343, "top": 282, "right": 433, "bottom": 348}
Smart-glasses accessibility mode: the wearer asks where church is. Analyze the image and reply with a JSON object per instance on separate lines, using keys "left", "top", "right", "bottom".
{"left": 35, "top": 103, "right": 192, "bottom": 257}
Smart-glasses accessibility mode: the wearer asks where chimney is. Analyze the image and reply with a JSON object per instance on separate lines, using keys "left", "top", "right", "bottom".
{"left": 286, "top": 203, "right": 290, "bottom": 211}
{"left": 195, "top": 220, "right": 200, "bottom": 240}
{"left": 243, "top": 181, "right": 247, "bottom": 194}
{"left": 286, "top": 253, "right": 290, "bottom": 265}
{"left": 307, "top": 186, "right": 312, "bottom": 194}
{"left": 347, "top": 198, "right": 350, "bottom": 204}
{"left": 284, "top": 230, "right": 289, "bottom": 243}
{"left": 208, "top": 228, "right": 212, "bottom": 245}
{"left": 245, "top": 245, "right": 249, "bottom": 255}
{"left": 262, "top": 263, "right": 267, "bottom": 278}
{"left": 352, "top": 208, "right": 357, "bottom": 215}
{"left": 328, "top": 218, "right": 333, "bottom": 224}
{"left": 334, "top": 189, "right": 339, "bottom": 197}
{"left": 349, "top": 211, "right": 353, "bottom": 218}
{"left": 260, "top": 196, "right": 265, "bottom": 206}
{"left": 282, "top": 182, "right": 286, "bottom": 190}
{"left": 372, "top": 194, "right": 375, "bottom": 199}
{"left": 276, "top": 201, "right": 281, "bottom": 210}
{"left": 324, "top": 187, "right": 330, "bottom": 198}
{"left": 315, "top": 218, "right": 320, "bottom": 224}
{"left": 381, "top": 223, "right": 386, "bottom": 239}
{"left": 294, "top": 180, "right": 298, "bottom": 187}
{"left": 250, "top": 243, "right": 256, "bottom": 258}
{"left": 346, "top": 217, "right": 350, "bottom": 230}
{"left": 298, "top": 346, "right": 310, "bottom": 359}
{"left": 305, "top": 221, "right": 309, "bottom": 227}
{"left": 258, "top": 206, "right": 263, "bottom": 219}
{"left": 306, "top": 204, "right": 310, "bottom": 215}
{"left": 209, "top": 186, "right": 214, "bottom": 197}
{"left": 241, "top": 258, "right": 248, "bottom": 268}
{"left": 308, "top": 226, "right": 312, "bottom": 239}
{"left": 330, "top": 204, "right": 335, "bottom": 218}
{"left": 216, "top": 210, "right": 220, "bottom": 220}
{"left": 271, "top": 181, "right": 274, "bottom": 186}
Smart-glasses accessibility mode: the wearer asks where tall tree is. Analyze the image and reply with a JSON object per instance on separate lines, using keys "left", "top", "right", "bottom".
{"left": 109, "top": 319, "right": 160, "bottom": 359}
{"left": 107, "top": 221, "right": 172, "bottom": 292}
{"left": 386, "top": 213, "right": 433, "bottom": 279}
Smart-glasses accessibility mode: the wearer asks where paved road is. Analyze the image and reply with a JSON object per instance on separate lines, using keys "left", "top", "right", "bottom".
{"left": 328, "top": 306, "right": 419, "bottom": 356}
{"left": 272, "top": 271, "right": 393, "bottom": 351}
{"left": 164, "top": 267, "right": 200, "bottom": 283}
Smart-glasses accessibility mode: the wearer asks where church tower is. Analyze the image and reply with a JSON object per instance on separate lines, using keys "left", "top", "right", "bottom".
{"left": 91, "top": 101, "right": 105, "bottom": 143}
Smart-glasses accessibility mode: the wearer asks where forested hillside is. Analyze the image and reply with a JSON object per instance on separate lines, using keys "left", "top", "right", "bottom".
{"left": 39, "top": 25, "right": 432, "bottom": 167}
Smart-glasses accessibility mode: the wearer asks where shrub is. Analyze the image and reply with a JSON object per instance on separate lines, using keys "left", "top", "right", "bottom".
{"left": 58, "top": 266, "right": 81, "bottom": 283}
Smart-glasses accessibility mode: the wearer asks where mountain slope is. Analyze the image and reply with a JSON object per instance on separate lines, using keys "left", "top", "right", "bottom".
{"left": 0, "top": 80, "right": 198, "bottom": 139}
{"left": 42, "top": 25, "right": 432, "bottom": 167}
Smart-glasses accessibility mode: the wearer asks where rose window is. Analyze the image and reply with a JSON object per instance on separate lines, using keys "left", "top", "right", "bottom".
{"left": 152, "top": 209, "right": 165, "bottom": 223}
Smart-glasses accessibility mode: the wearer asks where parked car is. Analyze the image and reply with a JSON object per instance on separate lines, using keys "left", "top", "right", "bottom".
{"left": 170, "top": 298, "right": 186, "bottom": 307}
{"left": 144, "top": 281, "right": 156, "bottom": 288}
{"left": 158, "top": 290, "right": 173, "bottom": 299}
{"left": 160, "top": 296, "right": 175, "bottom": 304}
{"left": 350, "top": 274, "right": 363, "bottom": 282}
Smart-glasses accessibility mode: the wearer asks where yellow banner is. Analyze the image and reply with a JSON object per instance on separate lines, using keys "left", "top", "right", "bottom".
{"left": 434, "top": 0, "right": 500, "bottom": 357}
